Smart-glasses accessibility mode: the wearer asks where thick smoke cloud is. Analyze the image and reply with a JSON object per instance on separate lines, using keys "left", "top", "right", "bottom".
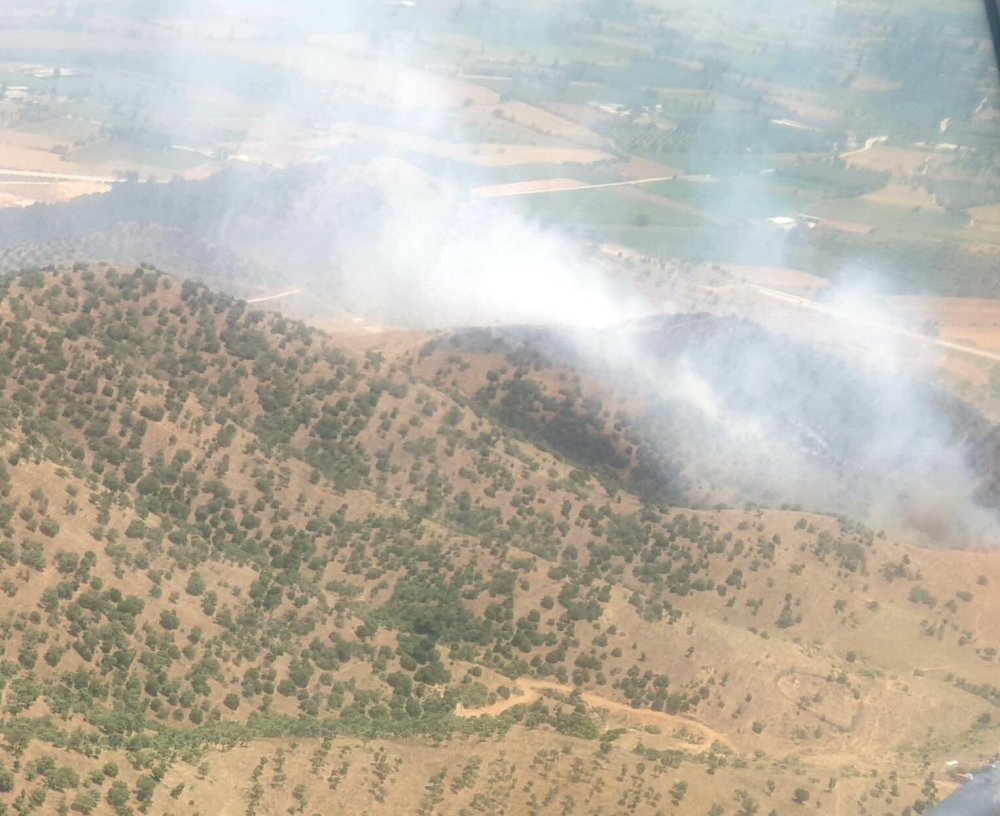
{"left": 8, "top": 0, "right": 1000, "bottom": 544}
{"left": 474, "top": 290, "right": 999, "bottom": 545}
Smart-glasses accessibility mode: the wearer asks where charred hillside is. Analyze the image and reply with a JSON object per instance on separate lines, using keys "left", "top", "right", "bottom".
{"left": 431, "top": 314, "right": 1000, "bottom": 538}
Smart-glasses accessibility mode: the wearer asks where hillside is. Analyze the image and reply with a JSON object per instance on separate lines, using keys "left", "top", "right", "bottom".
{"left": 418, "top": 317, "right": 1000, "bottom": 540}
{"left": 0, "top": 264, "right": 996, "bottom": 815}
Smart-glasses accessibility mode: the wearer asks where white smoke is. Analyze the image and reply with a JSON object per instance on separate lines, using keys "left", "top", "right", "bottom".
{"left": 29, "top": 0, "right": 1000, "bottom": 545}
{"left": 334, "top": 167, "right": 645, "bottom": 329}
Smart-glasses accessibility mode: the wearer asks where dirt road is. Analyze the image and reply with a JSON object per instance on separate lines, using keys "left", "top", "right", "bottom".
{"left": 840, "top": 135, "right": 888, "bottom": 159}
{"left": 0, "top": 167, "right": 119, "bottom": 183}
{"left": 246, "top": 288, "right": 303, "bottom": 304}
{"left": 455, "top": 679, "right": 735, "bottom": 751}
{"left": 471, "top": 173, "right": 710, "bottom": 199}
{"left": 747, "top": 284, "right": 1000, "bottom": 364}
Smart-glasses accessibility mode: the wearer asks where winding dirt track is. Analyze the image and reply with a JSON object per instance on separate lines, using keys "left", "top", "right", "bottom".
{"left": 455, "top": 679, "right": 735, "bottom": 752}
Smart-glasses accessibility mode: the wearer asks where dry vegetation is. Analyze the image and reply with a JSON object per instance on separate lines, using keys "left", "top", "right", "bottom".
{"left": 1, "top": 3, "right": 999, "bottom": 810}
{"left": 0, "top": 265, "right": 991, "bottom": 814}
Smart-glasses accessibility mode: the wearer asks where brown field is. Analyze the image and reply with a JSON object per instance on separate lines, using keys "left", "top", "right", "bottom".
{"left": 888, "top": 295, "right": 1000, "bottom": 355}
{"left": 0, "top": 129, "right": 122, "bottom": 206}
{"left": 466, "top": 144, "right": 614, "bottom": 167}
{"left": 845, "top": 145, "right": 935, "bottom": 175}
{"left": 864, "top": 182, "right": 943, "bottom": 211}
{"left": 329, "top": 122, "right": 613, "bottom": 167}
{"left": 964, "top": 241, "right": 1000, "bottom": 253}
{"left": 969, "top": 203, "right": 1000, "bottom": 225}
{"left": 742, "top": 78, "right": 841, "bottom": 122}
{"left": 0, "top": 178, "right": 111, "bottom": 207}
{"left": 0, "top": 140, "right": 82, "bottom": 173}
{"left": 0, "top": 189, "right": 33, "bottom": 207}
{"left": 541, "top": 101, "right": 617, "bottom": 128}
{"left": 0, "top": 114, "right": 102, "bottom": 144}
{"left": 471, "top": 177, "right": 588, "bottom": 197}
{"left": 473, "top": 172, "right": 693, "bottom": 205}
{"left": 850, "top": 75, "right": 902, "bottom": 93}
{"left": 765, "top": 93, "right": 841, "bottom": 124}
{"left": 464, "top": 101, "right": 608, "bottom": 146}
{"left": 617, "top": 155, "right": 684, "bottom": 180}
{"left": 0, "top": 118, "right": 220, "bottom": 205}
{"left": 713, "top": 263, "right": 829, "bottom": 295}
{"left": 456, "top": 112, "right": 588, "bottom": 151}
{"left": 818, "top": 219, "right": 874, "bottom": 234}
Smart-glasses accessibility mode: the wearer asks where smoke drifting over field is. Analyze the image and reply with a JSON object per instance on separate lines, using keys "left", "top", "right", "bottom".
{"left": 333, "top": 167, "right": 644, "bottom": 329}
{"left": 3, "top": 0, "right": 999, "bottom": 544}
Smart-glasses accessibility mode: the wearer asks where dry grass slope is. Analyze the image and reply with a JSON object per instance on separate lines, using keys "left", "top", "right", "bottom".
{"left": 0, "top": 265, "right": 992, "bottom": 814}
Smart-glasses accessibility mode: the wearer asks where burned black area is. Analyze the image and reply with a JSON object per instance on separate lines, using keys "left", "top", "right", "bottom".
{"left": 445, "top": 315, "right": 1000, "bottom": 532}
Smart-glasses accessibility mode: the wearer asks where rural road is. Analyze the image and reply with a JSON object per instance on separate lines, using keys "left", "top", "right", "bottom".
{"left": 471, "top": 173, "right": 713, "bottom": 199}
{"left": 246, "top": 288, "right": 303, "bottom": 304}
{"left": 0, "top": 167, "right": 119, "bottom": 184}
{"left": 840, "top": 135, "right": 888, "bottom": 159}
{"left": 455, "top": 679, "right": 735, "bottom": 751}
{"left": 748, "top": 284, "right": 1000, "bottom": 364}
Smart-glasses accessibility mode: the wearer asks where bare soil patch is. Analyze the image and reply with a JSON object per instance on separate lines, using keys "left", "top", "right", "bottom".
{"left": 471, "top": 177, "right": 586, "bottom": 197}
{"left": 467, "top": 144, "right": 613, "bottom": 167}
{"left": 617, "top": 155, "right": 683, "bottom": 180}
{"left": 864, "top": 182, "right": 942, "bottom": 211}
{"left": 463, "top": 101, "right": 606, "bottom": 146}
{"left": 542, "top": 101, "right": 617, "bottom": 128}
{"left": 845, "top": 145, "right": 934, "bottom": 175}
{"left": 968, "top": 204, "right": 1000, "bottom": 224}
{"left": 716, "top": 264, "right": 828, "bottom": 295}
{"left": 818, "top": 219, "right": 874, "bottom": 234}
{"left": 329, "top": 122, "right": 613, "bottom": 167}
{"left": 888, "top": 295, "right": 1000, "bottom": 355}
{"left": 742, "top": 78, "right": 840, "bottom": 122}
{"left": 0, "top": 140, "right": 81, "bottom": 173}
{"left": 766, "top": 94, "right": 840, "bottom": 124}
{"left": 0, "top": 178, "right": 111, "bottom": 207}
{"left": 850, "top": 75, "right": 902, "bottom": 93}
{"left": 0, "top": 190, "right": 33, "bottom": 207}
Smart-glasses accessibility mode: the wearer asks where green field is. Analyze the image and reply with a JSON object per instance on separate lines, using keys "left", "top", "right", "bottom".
{"left": 520, "top": 185, "right": 707, "bottom": 228}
